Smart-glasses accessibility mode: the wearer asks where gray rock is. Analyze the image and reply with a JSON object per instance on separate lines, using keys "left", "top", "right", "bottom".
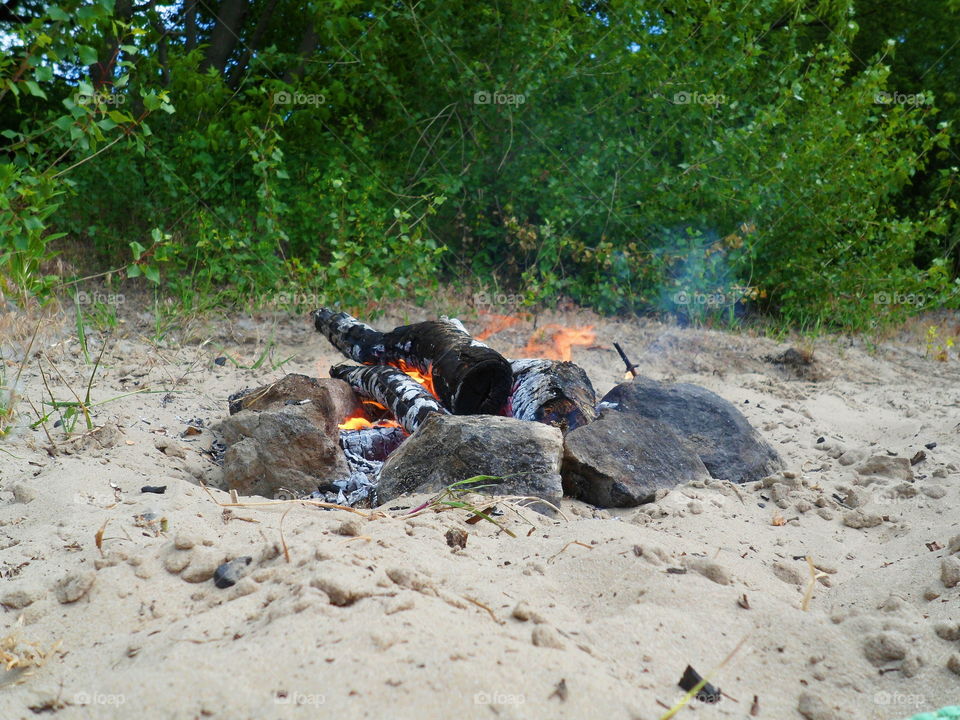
{"left": 227, "top": 374, "right": 362, "bottom": 434}
{"left": 378, "top": 414, "right": 563, "bottom": 508}
{"left": 219, "top": 406, "right": 350, "bottom": 498}
{"left": 561, "top": 411, "right": 709, "bottom": 507}
{"left": 599, "top": 377, "right": 782, "bottom": 483}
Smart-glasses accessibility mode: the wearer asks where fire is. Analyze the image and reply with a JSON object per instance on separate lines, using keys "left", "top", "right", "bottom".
{"left": 476, "top": 313, "right": 524, "bottom": 341}
{"left": 338, "top": 361, "right": 438, "bottom": 431}
{"left": 338, "top": 414, "right": 402, "bottom": 431}
{"left": 396, "top": 360, "right": 437, "bottom": 399}
{"left": 523, "top": 324, "right": 596, "bottom": 361}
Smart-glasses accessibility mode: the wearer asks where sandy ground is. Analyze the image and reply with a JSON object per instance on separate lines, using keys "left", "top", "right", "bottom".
{"left": 1, "top": 299, "right": 958, "bottom": 720}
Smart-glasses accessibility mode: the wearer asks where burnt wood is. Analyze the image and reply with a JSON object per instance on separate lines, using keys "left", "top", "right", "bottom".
{"left": 312, "top": 308, "right": 386, "bottom": 363}
{"left": 330, "top": 364, "right": 447, "bottom": 433}
{"left": 381, "top": 319, "right": 512, "bottom": 415}
{"left": 314, "top": 309, "right": 512, "bottom": 416}
{"left": 339, "top": 426, "right": 407, "bottom": 462}
{"left": 510, "top": 359, "right": 597, "bottom": 433}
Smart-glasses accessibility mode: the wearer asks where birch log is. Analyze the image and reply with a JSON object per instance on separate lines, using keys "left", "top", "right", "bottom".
{"left": 509, "top": 359, "right": 597, "bottom": 433}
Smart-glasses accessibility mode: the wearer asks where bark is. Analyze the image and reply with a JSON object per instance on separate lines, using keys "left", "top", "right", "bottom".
{"left": 200, "top": 0, "right": 249, "bottom": 75}
{"left": 330, "top": 364, "right": 447, "bottom": 434}
{"left": 183, "top": 0, "right": 198, "bottom": 51}
{"left": 312, "top": 308, "right": 386, "bottom": 363}
{"left": 509, "top": 359, "right": 597, "bottom": 433}
{"left": 339, "top": 426, "right": 407, "bottom": 463}
{"left": 282, "top": 16, "right": 318, "bottom": 83}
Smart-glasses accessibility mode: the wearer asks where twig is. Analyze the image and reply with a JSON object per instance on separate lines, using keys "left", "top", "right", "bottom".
{"left": 548, "top": 540, "right": 593, "bottom": 563}
{"left": 613, "top": 342, "right": 638, "bottom": 377}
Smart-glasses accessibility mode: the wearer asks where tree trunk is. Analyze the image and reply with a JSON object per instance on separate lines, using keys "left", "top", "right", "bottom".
{"left": 200, "top": 0, "right": 249, "bottom": 75}
{"left": 228, "top": 0, "right": 279, "bottom": 88}
{"left": 283, "top": 17, "right": 319, "bottom": 83}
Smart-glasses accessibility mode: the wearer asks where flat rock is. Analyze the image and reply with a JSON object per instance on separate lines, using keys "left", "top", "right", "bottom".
{"left": 599, "top": 377, "right": 782, "bottom": 483}
{"left": 378, "top": 414, "right": 563, "bottom": 508}
{"left": 227, "top": 374, "right": 362, "bottom": 434}
{"left": 219, "top": 406, "right": 350, "bottom": 498}
{"left": 561, "top": 411, "right": 709, "bottom": 507}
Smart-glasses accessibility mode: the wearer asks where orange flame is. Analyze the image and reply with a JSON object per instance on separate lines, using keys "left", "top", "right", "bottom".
{"left": 523, "top": 324, "right": 595, "bottom": 361}
{"left": 476, "top": 313, "right": 524, "bottom": 341}
{"left": 338, "top": 362, "right": 439, "bottom": 430}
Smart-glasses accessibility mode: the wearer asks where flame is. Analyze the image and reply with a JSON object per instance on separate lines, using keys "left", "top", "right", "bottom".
{"left": 476, "top": 313, "right": 524, "bottom": 341}
{"left": 396, "top": 360, "right": 437, "bottom": 399}
{"left": 523, "top": 324, "right": 596, "bottom": 361}
{"left": 339, "top": 414, "right": 402, "bottom": 431}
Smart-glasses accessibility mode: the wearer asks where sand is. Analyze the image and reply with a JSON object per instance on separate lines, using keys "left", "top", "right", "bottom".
{"left": 1, "top": 301, "right": 958, "bottom": 720}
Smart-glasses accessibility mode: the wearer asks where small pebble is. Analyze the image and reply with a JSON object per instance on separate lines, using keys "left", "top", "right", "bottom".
{"left": 862, "top": 631, "right": 908, "bottom": 665}
{"left": 797, "top": 690, "right": 842, "bottom": 720}
{"left": 531, "top": 625, "right": 566, "bottom": 650}
{"left": 214, "top": 557, "right": 253, "bottom": 589}
{"left": 947, "top": 654, "right": 960, "bottom": 677}
{"left": 941, "top": 557, "right": 960, "bottom": 588}
{"left": 934, "top": 622, "right": 960, "bottom": 641}
{"left": 771, "top": 560, "right": 806, "bottom": 586}
{"left": 173, "top": 532, "right": 198, "bottom": 551}
{"left": 336, "top": 518, "right": 364, "bottom": 537}
{"left": 10, "top": 484, "right": 37, "bottom": 504}
{"left": 920, "top": 484, "right": 947, "bottom": 499}
{"left": 816, "top": 508, "right": 834, "bottom": 521}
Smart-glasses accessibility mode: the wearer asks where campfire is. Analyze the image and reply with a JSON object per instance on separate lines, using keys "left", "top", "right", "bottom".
{"left": 313, "top": 308, "right": 598, "bottom": 476}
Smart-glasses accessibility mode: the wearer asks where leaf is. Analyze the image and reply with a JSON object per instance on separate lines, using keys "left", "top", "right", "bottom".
{"left": 24, "top": 81, "right": 47, "bottom": 99}
{"left": 143, "top": 265, "right": 160, "bottom": 284}
{"left": 78, "top": 45, "right": 98, "bottom": 65}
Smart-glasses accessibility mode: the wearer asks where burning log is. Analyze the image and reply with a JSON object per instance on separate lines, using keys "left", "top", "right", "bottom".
{"left": 509, "top": 359, "right": 597, "bottom": 433}
{"left": 338, "top": 425, "right": 407, "bottom": 462}
{"left": 382, "top": 319, "right": 512, "bottom": 415}
{"left": 314, "top": 308, "right": 513, "bottom": 416}
{"left": 330, "top": 364, "right": 447, "bottom": 433}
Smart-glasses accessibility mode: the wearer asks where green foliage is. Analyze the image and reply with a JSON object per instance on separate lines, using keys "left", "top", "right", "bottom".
{"left": 1, "top": 0, "right": 957, "bottom": 329}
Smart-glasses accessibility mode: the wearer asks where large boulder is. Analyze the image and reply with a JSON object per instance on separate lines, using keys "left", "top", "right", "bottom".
{"left": 227, "top": 374, "right": 362, "bottom": 432}
{"left": 599, "top": 377, "right": 782, "bottom": 483}
{"left": 218, "top": 406, "right": 350, "bottom": 498}
{"left": 377, "top": 414, "right": 563, "bottom": 509}
{"left": 561, "top": 411, "right": 710, "bottom": 507}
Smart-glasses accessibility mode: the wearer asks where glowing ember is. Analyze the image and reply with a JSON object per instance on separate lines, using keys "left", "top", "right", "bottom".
{"left": 523, "top": 324, "right": 596, "bottom": 361}
{"left": 338, "top": 415, "right": 402, "bottom": 431}
{"left": 337, "top": 361, "right": 439, "bottom": 430}
{"left": 396, "top": 360, "right": 438, "bottom": 399}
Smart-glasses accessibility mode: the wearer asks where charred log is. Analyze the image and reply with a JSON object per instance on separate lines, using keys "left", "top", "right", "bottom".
{"left": 314, "top": 309, "right": 512, "bottom": 416}
{"left": 381, "top": 320, "right": 511, "bottom": 415}
{"left": 330, "top": 364, "right": 447, "bottom": 433}
{"left": 312, "top": 308, "right": 386, "bottom": 363}
{"left": 339, "top": 425, "right": 407, "bottom": 462}
{"left": 510, "top": 359, "right": 597, "bottom": 433}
